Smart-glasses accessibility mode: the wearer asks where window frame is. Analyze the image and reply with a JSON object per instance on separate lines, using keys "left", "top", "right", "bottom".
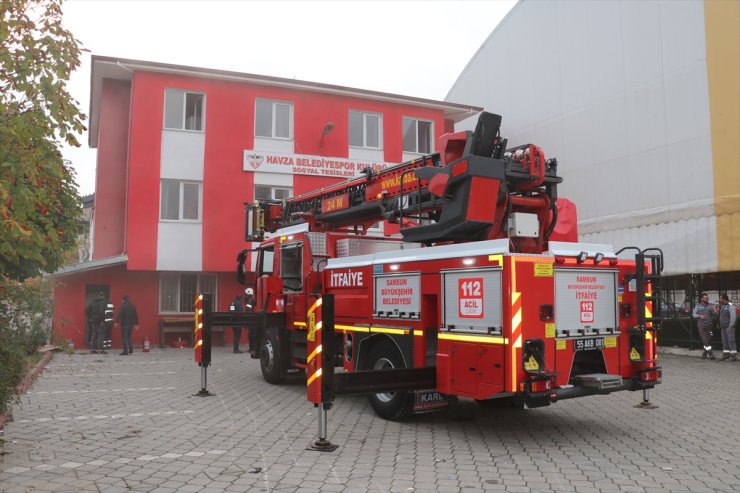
{"left": 254, "top": 185, "right": 293, "bottom": 201}
{"left": 349, "top": 110, "right": 383, "bottom": 150}
{"left": 280, "top": 242, "right": 304, "bottom": 292}
{"left": 402, "top": 117, "right": 434, "bottom": 154}
{"left": 159, "top": 272, "right": 217, "bottom": 314}
{"left": 254, "top": 98, "right": 294, "bottom": 140}
{"left": 163, "top": 89, "right": 205, "bottom": 132}
{"left": 160, "top": 180, "right": 203, "bottom": 223}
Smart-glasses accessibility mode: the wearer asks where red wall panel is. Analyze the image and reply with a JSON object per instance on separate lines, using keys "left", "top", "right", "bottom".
{"left": 123, "top": 71, "right": 450, "bottom": 272}
{"left": 93, "top": 79, "right": 130, "bottom": 259}
{"left": 125, "top": 73, "right": 165, "bottom": 270}
{"left": 53, "top": 266, "right": 159, "bottom": 350}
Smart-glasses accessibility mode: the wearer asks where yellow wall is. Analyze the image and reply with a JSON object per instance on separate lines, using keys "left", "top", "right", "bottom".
{"left": 705, "top": 0, "right": 740, "bottom": 271}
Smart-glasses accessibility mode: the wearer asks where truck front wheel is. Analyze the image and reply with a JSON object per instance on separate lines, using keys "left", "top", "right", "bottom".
{"left": 260, "top": 326, "right": 285, "bottom": 384}
{"left": 367, "top": 340, "right": 414, "bottom": 420}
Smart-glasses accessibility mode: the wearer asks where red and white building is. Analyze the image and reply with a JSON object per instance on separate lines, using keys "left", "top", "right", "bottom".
{"left": 53, "top": 55, "right": 481, "bottom": 349}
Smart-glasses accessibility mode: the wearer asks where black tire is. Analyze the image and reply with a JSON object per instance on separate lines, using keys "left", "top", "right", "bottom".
{"left": 260, "top": 326, "right": 285, "bottom": 384}
{"left": 366, "top": 339, "right": 414, "bottom": 420}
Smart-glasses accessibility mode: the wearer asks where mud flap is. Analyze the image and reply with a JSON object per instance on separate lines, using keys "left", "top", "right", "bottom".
{"left": 412, "top": 390, "right": 451, "bottom": 414}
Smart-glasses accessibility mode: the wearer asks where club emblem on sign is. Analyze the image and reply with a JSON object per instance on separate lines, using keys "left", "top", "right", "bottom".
{"left": 246, "top": 153, "right": 264, "bottom": 170}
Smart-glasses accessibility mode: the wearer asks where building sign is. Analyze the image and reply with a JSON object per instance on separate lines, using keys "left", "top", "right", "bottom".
{"left": 243, "top": 150, "right": 392, "bottom": 178}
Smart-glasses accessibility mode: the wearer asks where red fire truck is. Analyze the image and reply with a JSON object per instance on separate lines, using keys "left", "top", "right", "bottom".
{"left": 213, "top": 112, "right": 662, "bottom": 422}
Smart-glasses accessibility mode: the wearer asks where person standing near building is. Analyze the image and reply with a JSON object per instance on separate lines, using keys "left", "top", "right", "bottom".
{"left": 116, "top": 295, "right": 139, "bottom": 356}
{"left": 229, "top": 294, "right": 244, "bottom": 353}
{"left": 718, "top": 294, "right": 737, "bottom": 361}
{"left": 104, "top": 296, "right": 115, "bottom": 352}
{"left": 244, "top": 287, "right": 257, "bottom": 358}
{"left": 90, "top": 292, "right": 108, "bottom": 354}
{"left": 693, "top": 292, "right": 716, "bottom": 360}
{"left": 84, "top": 297, "right": 95, "bottom": 348}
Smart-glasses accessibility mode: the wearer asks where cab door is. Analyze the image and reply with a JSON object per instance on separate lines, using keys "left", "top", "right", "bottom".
{"left": 280, "top": 241, "right": 305, "bottom": 326}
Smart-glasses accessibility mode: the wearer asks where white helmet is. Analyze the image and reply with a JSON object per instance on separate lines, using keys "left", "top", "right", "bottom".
{"left": 245, "top": 288, "right": 254, "bottom": 296}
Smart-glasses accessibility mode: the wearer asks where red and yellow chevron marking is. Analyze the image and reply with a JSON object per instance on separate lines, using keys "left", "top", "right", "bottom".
{"left": 194, "top": 294, "right": 203, "bottom": 364}
{"left": 509, "top": 257, "right": 522, "bottom": 392}
{"left": 645, "top": 292, "right": 654, "bottom": 328}
{"left": 511, "top": 291, "right": 522, "bottom": 391}
{"left": 306, "top": 297, "right": 323, "bottom": 404}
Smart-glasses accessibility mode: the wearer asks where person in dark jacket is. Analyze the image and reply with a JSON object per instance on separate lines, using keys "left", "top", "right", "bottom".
{"left": 84, "top": 298, "right": 95, "bottom": 347}
{"left": 116, "top": 295, "right": 138, "bottom": 355}
{"left": 229, "top": 294, "right": 244, "bottom": 353}
{"left": 90, "top": 292, "right": 108, "bottom": 354}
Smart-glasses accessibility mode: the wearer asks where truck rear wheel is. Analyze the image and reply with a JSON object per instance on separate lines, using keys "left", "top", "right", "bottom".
{"left": 260, "top": 326, "right": 285, "bottom": 384}
{"left": 367, "top": 340, "right": 414, "bottom": 420}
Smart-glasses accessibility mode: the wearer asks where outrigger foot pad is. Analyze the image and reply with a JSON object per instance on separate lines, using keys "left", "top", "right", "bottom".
{"left": 194, "top": 389, "right": 215, "bottom": 397}
{"left": 306, "top": 439, "right": 338, "bottom": 452}
{"left": 634, "top": 400, "right": 658, "bottom": 409}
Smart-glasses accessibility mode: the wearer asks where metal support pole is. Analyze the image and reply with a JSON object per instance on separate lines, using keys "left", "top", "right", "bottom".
{"left": 318, "top": 404, "right": 328, "bottom": 440}
{"left": 635, "top": 387, "right": 657, "bottom": 409}
{"left": 307, "top": 403, "right": 337, "bottom": 452}
{"left": 196, "top": 365, "right": 214, "bottom": 397}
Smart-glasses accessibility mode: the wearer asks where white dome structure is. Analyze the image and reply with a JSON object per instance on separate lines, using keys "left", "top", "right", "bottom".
{"left": 447, "top": 0, "right": 739, "bottom": 280}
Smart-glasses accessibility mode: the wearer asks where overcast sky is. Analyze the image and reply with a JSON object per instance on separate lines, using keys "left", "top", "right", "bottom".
{"left": 61, "top": 0, "right": 517, "bottom": 195}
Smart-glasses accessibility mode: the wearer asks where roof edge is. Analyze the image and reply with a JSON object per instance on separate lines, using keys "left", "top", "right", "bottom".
{"left": 52, "top": 254, "right": 128, "bottom": 277}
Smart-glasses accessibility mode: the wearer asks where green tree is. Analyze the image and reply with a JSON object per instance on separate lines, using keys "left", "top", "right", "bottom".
{"left": 0, "top": 0, "right": 86, "bottom": 281}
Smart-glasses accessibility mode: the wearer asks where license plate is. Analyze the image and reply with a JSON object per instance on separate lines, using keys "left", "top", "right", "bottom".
{"left": 574, "top": 337, "right": 605, "bottom": 351}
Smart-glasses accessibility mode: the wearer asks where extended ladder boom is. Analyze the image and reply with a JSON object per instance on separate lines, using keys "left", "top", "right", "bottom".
{"left": 244, "top": 112, "right": 563, "bottom": 253}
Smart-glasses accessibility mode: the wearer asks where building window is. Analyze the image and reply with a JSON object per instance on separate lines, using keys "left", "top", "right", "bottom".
{"left": 402, "top": 118, "right": 433, "bottom": 154}
{"left": 255, "top": 185, "right": 292, "bottom": 201}
{"left": 160, "top": 273, "right": 217, "bottom": 313}
{"left": 349, "top": 110, "right": 382, "bottom": 149}
{"left": 164, "top": 90, "right": 204, "bottom": 131}
{"left": 161, "top": 180, "right": 202, "bottom": 221}
{"left": 255, "top": 99, "right": 293, "bottom": 139}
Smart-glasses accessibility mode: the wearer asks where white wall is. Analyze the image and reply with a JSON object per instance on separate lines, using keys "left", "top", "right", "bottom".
{"left": 447, "top": 0, "right": 715, "bottom": 275}
{"left": 157, "top": 129, "right": 205, "bottom": 271}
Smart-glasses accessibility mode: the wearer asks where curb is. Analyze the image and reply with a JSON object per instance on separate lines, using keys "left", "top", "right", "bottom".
{"left": 0, "top": 350, "right": 54, "bottom": 431}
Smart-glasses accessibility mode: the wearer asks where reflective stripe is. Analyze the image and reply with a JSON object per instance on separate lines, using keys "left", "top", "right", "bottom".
{"left": 308, "top": 298, "right": 323, "bottom": 316}
{"left": 307, "top": 344, "right": 322, "bottom": 364}
{"left": 306, "top": 367, "right": 322, "bottom": 386}
{"left": 336, "top": 325, "right": 369, "bottom": 333}
{"left": 438, "top": 333, "right": 507, "bottom": 344}
{"left": 371, "top": 326, "right": 409, "bottom": 335}
{"left": 335, "top": 324, "right": 411, "bottom": 335}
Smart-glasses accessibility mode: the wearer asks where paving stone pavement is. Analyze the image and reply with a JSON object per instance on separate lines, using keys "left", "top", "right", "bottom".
{"left": 1, "top": 347, "right": 738, "bottom": 492}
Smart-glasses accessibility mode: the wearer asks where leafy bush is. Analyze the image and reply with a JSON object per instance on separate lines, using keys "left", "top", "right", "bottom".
{"left": 0, "top": 277, "right": 54, "bottom": 414}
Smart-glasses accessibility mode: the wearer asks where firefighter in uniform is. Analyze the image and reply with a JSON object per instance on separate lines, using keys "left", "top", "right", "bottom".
{"left": 104, "top": 297, "right": 115, "bottom": 351}
{"left": 244, "top": 287, "right": 257, "bottom": 358}
{"left": 229, "top": 294, "right": 244, "bottom": 353}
